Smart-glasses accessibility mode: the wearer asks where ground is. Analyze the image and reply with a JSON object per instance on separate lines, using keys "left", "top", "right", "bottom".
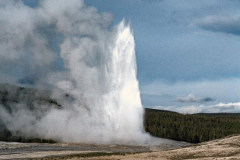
{"left": 0, "top": 135, "right": 240, "bottom": 160}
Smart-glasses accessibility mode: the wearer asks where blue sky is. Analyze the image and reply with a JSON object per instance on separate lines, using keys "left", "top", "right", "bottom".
{"left": 85, "top": 0, "right": 240, "bottom": 112}
{"left": 86, "top": 0, "right": 240, "bottom": 82}
{"left": 11, "top": 0, "right": 240, "bottom": 112}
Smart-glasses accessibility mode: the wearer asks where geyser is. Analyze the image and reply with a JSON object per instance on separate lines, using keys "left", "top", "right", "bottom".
{"left": 0, "top": 0, "right": 150, "bottom": 144}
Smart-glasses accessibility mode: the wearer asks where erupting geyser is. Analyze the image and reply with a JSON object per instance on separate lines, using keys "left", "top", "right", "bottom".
{"left": 0, "top": 0, "right": 150, "bottom": 144}
{"left": 42, "top": 21, "right": 148, "bottom": 144}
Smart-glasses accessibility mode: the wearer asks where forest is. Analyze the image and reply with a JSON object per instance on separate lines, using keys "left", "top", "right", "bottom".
{"left": 144, "top": 108, "right": 240, "bottom": 143}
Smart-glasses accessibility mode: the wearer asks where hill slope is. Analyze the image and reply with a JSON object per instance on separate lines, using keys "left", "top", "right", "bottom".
{"left": 145, "top": 108, "right": 240, "bottom": 143}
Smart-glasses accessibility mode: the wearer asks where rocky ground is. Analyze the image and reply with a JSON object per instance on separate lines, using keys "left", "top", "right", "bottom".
{"left": 1, "top": 135, "right": 240, "bottom": 159}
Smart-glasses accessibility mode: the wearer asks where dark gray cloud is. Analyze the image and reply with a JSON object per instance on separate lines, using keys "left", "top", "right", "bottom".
{"left": 196, "top": 16, "right": 240, "bottom": 35}
{"left": 176, "top": 94, "right": 215, "bottom": 103}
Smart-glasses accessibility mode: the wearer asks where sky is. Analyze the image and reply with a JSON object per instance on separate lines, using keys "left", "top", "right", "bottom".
{"left": 84, "top": 0, "right": 240, "bottom": 113}
{"left": 3, "top": 0, "right": 240, "bottom": 113}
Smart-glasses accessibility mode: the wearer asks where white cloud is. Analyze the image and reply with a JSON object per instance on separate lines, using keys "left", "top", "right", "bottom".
{"left": 153, "top": 102, "right": 240, "bottom": 114}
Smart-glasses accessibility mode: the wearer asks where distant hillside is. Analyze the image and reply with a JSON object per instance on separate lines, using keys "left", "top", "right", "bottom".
{"left": 145, "top": 108, "right": 240, "bottom": 143}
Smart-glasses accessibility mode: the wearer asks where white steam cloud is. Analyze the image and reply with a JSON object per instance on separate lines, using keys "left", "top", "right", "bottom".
{"left": 0, "top": 0, "right": 150, "bottom": 144}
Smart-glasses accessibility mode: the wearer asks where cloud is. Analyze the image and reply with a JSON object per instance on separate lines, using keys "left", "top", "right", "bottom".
{"left": 176, "top": 93, "right": 215, "bottom": 103}
{"left": 195, "top": 15, "right": 240, "bottom": 35}
{"left": 141, "top": 78, "right": 240, "bottom": 107}
{"left": 153, "top": 102, "right": 240, "bottom": 114}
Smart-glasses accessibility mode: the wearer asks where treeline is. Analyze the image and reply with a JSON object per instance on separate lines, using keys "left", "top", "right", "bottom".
{"left": 144, "top": 108, "right": 240, "bottom": 143}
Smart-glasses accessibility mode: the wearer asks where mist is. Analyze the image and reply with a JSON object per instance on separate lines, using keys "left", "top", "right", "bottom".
{"left": 0, "top": 0, "right": 150, "bottom": 144}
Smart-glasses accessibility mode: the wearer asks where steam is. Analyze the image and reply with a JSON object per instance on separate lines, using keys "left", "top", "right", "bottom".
{"left": 0, "top": 0, "right": 149, "bottom": 144}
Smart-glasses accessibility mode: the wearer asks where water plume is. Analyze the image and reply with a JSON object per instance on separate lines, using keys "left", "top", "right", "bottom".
{"left": 38, "top": 21, "right": 148, "bottom": 144}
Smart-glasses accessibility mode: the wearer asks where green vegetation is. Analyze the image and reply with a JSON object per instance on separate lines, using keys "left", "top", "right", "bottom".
{"left": 144, "top": 108, "right": 240, "bottom": 143}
